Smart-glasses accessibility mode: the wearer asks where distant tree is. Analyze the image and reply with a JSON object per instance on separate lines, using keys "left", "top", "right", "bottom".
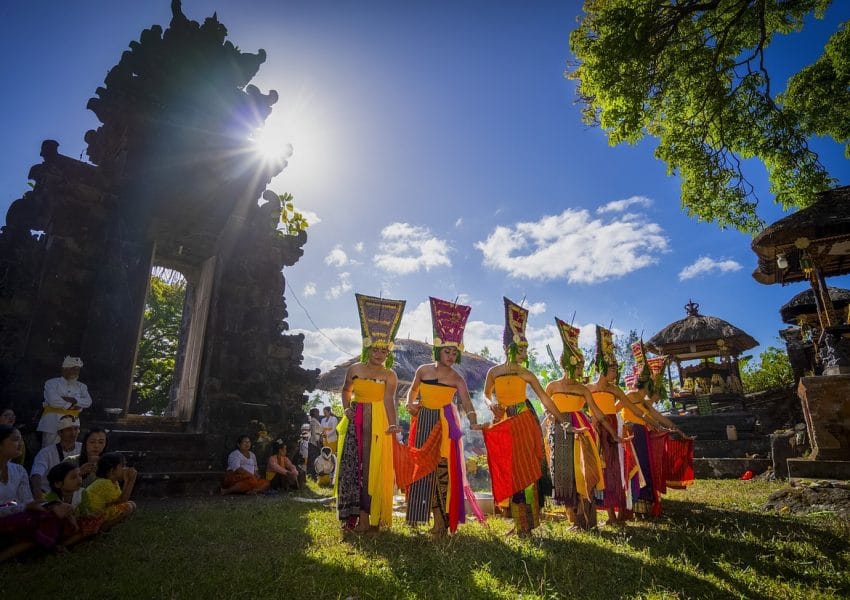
{"left": 133, "top": 273, "right": 185, "bottom": 415}
{"left": 568, "top": 0, "right": 847, "bottom": 232}
{"left": 741, "top": 346, "right": 794, "bottom": 392}
{"left": 477, "top": 346, "right": 496, "bottom": 361}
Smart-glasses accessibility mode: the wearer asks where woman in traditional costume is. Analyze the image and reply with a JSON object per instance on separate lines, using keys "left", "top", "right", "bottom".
{"left": 624, "top": 343, "right": 691, "bottom": 517}
{"left": 403, "top": 297, "right": 485, "bottom": 537}
{"left": 544, "top": 317, "right": 620, "bottom": 531}
{"left": 482, "top": 297, "right": 571, "bottom": 537}
{"left": 586, "top": 325, "right": 659, "bottom": 525}
{"left": 336, "top": 293, "right": 404, "bottom": 533}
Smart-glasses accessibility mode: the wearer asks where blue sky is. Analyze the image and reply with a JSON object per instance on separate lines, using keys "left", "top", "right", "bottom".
{"left": 1, "top": 1, "right": 848, "bottom": 372}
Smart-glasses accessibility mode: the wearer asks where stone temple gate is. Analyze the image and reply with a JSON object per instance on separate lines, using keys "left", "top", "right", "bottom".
{"left": 0, "top": 2, "right": 317, "bottom": 488}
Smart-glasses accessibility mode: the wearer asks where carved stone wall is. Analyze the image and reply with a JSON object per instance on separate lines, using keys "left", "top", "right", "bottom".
{"left": 0, "top": 2, "right": 317, "bottom": 457}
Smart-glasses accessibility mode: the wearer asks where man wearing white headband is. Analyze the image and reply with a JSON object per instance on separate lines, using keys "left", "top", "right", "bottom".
{"left": 37, "top": 356, "right": 93, "bottom": 447}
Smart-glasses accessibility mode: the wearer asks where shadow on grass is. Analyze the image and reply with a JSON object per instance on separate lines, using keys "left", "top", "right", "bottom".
{"left": 615, "top": 497, "right": 850, "bottom": 599}
{"left": 349, "top": 520, "right": 726, "bottom": 599}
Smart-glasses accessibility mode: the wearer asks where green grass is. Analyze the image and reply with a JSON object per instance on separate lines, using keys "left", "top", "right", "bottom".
{"left": 3, "top": 480, "right": 848, "bottom": 599}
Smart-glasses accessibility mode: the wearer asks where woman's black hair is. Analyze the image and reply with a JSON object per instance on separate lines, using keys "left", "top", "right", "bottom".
{"left": 95, "top": 451, "right": 126, "bottom": 478}
{"left": 309, "top": 408, "right": 320, "bottom": 418}
{"left": 271, "top": 440, "right": 288, "bottom": 455}
{"left": 236, "top": 434, "right": 251, "bottom": 447}
{"left": 79, "top": 427, "right": 108, "bottom": 465}
{"left": 0, "top": 424, "right": 16, "bottom": 444}
{"left": 47, "top": 461, "right": 79, "bottom": 493}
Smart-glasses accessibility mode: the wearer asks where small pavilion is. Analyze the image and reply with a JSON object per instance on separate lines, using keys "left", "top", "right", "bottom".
{"left": 648, "top": 300, "right": 758, "bottom": 413}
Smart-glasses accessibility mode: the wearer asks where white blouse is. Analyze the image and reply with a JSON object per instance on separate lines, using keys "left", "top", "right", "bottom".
{"left": 227, "top": 450, "right": 258, "bottom": 476}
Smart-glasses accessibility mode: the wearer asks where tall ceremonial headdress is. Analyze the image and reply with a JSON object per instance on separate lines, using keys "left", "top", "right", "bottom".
{"left": 555, "top": 317, "right": 584, "bottom": 379}
{"left": 430, "top": 296, "right": 471, "bottom": 363}
{"left": 356, "top": 293, "right": 406, "bottom": 368}
{"left": 503, "top": 297, "right": 529, "bottom": 365}
{"left": 593, "top": 324, "right": 617, "bottom": 377}
{"left": 631, "top": 339, "right": 669, "bottom": 397}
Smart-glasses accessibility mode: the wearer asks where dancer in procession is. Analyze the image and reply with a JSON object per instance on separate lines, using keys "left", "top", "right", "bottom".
{"left": 587, "top": 325, "right": 660, "bottom": 525}
{"left": 544, "top": 317, "right": 620, "bottom": 530}
{"left": 403, "top": 297, "right": 485, "bottom": 537}
{"left": 335, "top": 293, "right": 404, "bottom": 534}
{"left": 624, "top": 342, "right": 691, "bottom": 517}
{"left": 482, "top": 297, "right": 571, "bottom": 537}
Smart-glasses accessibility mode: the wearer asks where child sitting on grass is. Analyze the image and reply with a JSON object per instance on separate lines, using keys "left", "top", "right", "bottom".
{"left": 79, "top": 452, "right": 137, "bottom": 532}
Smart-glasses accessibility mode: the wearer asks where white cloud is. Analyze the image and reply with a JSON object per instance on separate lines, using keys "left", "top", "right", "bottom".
{"left": 475, "top": 209, "right": 668, "bottom": 284}
{"left": 325, "top": 272, "right": 352, "bottom": 299}
{"left": 528, "top": 302, "right": 547, "bottom": 316}
{"left": 353, "top": 242, "right": 364, "bottom": 253}
{"left": 324, "top": 245, "right": 348, "bottom": 267}
{"left": 596, "top": 195, "right": 652, "bottom": 214}
{"left": 303, "top": 282, "right": 317, "bottom": 297}
{"left": 299, "top": 209, "right": 322, "bottom": 227}
{"left": 291, "top": 326, "right": 361, "bottom": 372}
{"left": 455, "top": 217, "right": 463, "bottom": 228}
{"left": 398, "top": 301, "right": 433, "bottom": 342}
{"left": 373, "top": 222, "right": 452, "bottom": 275}
{"left": 678, "top": 256, "right": 743, "bottom": 281}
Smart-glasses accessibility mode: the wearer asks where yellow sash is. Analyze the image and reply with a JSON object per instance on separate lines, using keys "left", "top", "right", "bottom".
{"left": 42, "top": 406, "right": 82, "bottom": 417}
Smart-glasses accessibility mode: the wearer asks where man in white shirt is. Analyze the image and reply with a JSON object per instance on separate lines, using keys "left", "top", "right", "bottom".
{"left": 30, "top": 415, "right": 82, "bottom": 499}
{"left": 320, "top": 406, "right": 339, "bottom": 454}
{"left": 38, "top": 356, "right": 92, "bottom": 447}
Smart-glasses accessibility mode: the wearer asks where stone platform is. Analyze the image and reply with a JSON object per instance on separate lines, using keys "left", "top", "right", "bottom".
{"left": 787, "top": 459, "right": 850, "bottom": 480}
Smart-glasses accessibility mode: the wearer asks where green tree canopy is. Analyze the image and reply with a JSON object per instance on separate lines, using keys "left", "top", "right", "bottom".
{"left": 740, "top": 345, "right": 794, "bottom": 392}
{"left": 134, "top": 272, "right": 186, "bottom": 415}
{"left": 569, "top": 0, "right": 847, "bottom": 232}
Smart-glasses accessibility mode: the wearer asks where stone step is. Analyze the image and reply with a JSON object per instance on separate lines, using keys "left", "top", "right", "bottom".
{"left": 787, "top": 459, "right": 850, "bottom": 480}
{"left": 693, "top": 457, "right": 772, "bottom": 479}
{"left": 693, "top": 438, "right": 771, "bottom": 458}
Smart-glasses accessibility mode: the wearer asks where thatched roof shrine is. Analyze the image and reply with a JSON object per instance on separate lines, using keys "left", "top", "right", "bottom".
{"left": 317, "top": 338, "right": 496, "bottom": 397}
{"left": 781, "top": 287, "right": 850, "bottom": 325}
{"left": 647, "top": 300, "right": 758, "bottom": 360}
{"left": 752, "top": 185, "right": 850, "bottom": 285}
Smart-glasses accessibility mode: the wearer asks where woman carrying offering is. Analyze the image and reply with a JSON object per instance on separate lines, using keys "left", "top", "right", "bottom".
{"left": 544, "top": 317, "right": 618, "bottom": 531}
{"left": 336, "top": 293, "right": 404, "bottom": 533}
{"left": 482, "top": 297, "right": 572, "bottom": 537}
{"left": 402, "top": 297, "right": 485, "bottom": 537}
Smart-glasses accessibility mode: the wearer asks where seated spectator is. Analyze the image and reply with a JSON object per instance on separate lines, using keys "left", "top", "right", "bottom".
{"left": 77, "top": 428, "right": 108, "bottom": 487}
{"left": 30, "top": 415, "right": 81, "bottom": 499}
{"left": 0, "top": 408, "right": 23, "bottom": 464}
{"left": 0, "top": 425, "right": 75, "bottom": 561}
{"left": 266, "top": 440, "right": 302, "bottom": 492}
{"left": 44, "top": 462, "right": 90, "bottom": 546}
{"left": 79, "top": 452, "right": 137, "bottom": 532}
{"left": 221, "top": 435, "right": 270, "bottom": 495}
{"left": 313, "top": 446, "right": 336, "bottom": 488}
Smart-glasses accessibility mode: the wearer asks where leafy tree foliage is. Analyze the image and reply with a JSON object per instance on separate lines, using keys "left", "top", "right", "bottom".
{"left": 133, "top": 272, "right": 186, "bottom": 415}
{"left": 740, "top": 345, "right": 794, "bottom": 392}
{"left": 569, "top": 0, "right": 844, "bottom": 232}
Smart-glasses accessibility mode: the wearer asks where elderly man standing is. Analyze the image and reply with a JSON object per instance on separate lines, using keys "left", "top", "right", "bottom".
{"left": 37, "top": 356, "right": 93, "bottom": 447}
{"left": 30, "top": 414, "right": 82, "bottom": 499}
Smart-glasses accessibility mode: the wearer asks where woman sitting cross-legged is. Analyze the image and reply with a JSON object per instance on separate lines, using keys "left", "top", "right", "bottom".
{"left": 266, "top": 440, "right": 302, "bottom": 492}
{"left": 221, "top": 435, "right": 270, "bottom": 495}
{"left": 78, "top": 452, "right": 137, "bottom": 532}
{"left": 0, "top": 425, "right": 75, "bottom": 561}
